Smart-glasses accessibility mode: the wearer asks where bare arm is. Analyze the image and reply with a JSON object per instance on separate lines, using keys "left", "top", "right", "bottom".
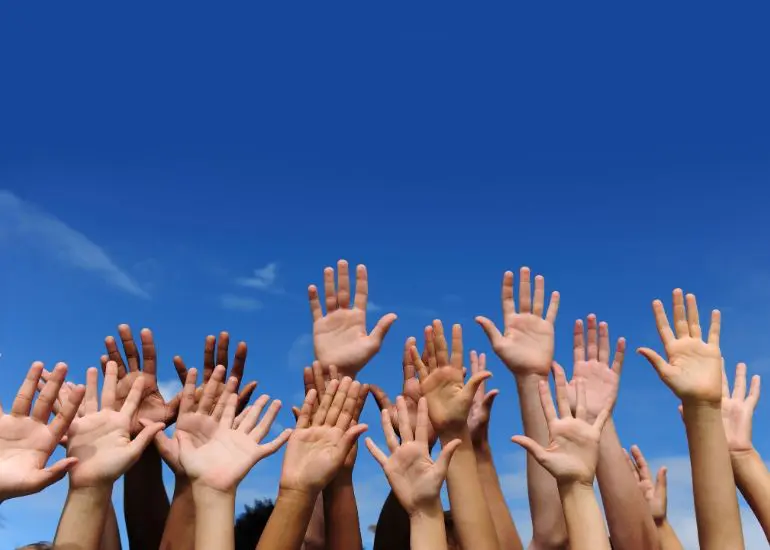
{"left": 409, "top": 499, "right": 448, "bottom": 550}
{"left": 57, "top": 486, "right": 113, "bottom": 550}
{"left": 124, "top": 446, "right": 170, "bottom": 549}
{"left": 258, "top": 489, "right": 318, "bottom": 550}
{"left": 323, "top": 469, "right": 363, "bottom": 550}
{"left": 302, "top": 494, "right": 326, "bottom": 550}
{"left": 732, "top": 450, "right": 770, "bottom": 541}
{"left": 160, "top": 477, "right": 196, "bottom": 550}
{"left": 373, "top": 491, "right": 411, "bottom": 550}
{"left": 559, "top": 483, "right": 610, "bottom": 550}
{"left": 656, "top": 520, "right": 685, "bottom": 550}
{"left": 102, "top": 501, "right": 123, "bottom": 550}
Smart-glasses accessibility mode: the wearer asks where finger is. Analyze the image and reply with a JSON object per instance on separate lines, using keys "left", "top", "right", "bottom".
{"left": 630, "top": 445, "right": 652, "bottom": 482}
{"left": 545, "top": 291, "right": 560, "bottom": 325}
{"left": 586, "top": 314, "right": 598, "bottom": 361}
{"left": 598, "top": 321, "right": 611, "bottom": 365}
{"left": 151, "top": 428, "right": 178, "bottom": 467}
{"left": 99, "top": 355, "right": 109, "bottom": 376}
{"left": 637, "top": 348, "right": 673, "bottom": 380}
{"left": 296, "top": 389, "right": 317, "bottom": 429}
{"left": 370, "top": 385, "right": 393, "bottom": 413}
{"left": 573, "top": 319, "right": 585, "bottom": 364}
{"left": 656, "top": 467, "right": 668, "bottom": 503}
{"left": 213, "top": 376, "right": 239, "bottom": 421}
{"left": 312, "top": 361, "right": 326, "bottom": 398}
{"left": 239, "top": 395, "right": 270, "bottom": 433}
{"left": 435, "top": 438, "right": 462, "bottom": 475}
{"left": 340, "top": 423, "right": 368, "bottom": 452}
{"left": 172, "top": 356, "right": 189, "bottom": 385}
{"left": 672, "top": 289, "right": 689, "bottom": 338}
{"left": 140, "top": 329, "right": 157, "bottom": 376}
{"left": 685, "top": 294, "right": 701, "bottom": 339}
{"left": 128, "top": 422, "right": 166, "bottom": 460}
{"left": 220, "top": 392, "right": 239, "bottom": 428}
{"left": 462, "top": 371, "right": 493, "bottom": 403}
{"left": 412, "top": 346, "right": 429, "bottom": 381}
{"left": 353, "top": 264, "right": 368, "bottom": 311}
{"left": 482, "top": 389, "right": 499, "bottom": 412}
{"left": 433, "top": 320, "right": 449, "bottom": 367}
{"left": 621, "top": 448, "right": 637, "bottom": 476}
{"left": 12, "top": 362, "right": 45, "bottom": 417}
{"left": 511, "top": 435, "right": 548, "bottom": 463}
{"left": 49, "top": 384, "right": 86, "bottom": 442}
{"left": 29, "top": 457, "right": 79, "bottom": 492}
{"left": 336, "top": 260, "right": 351, "bottom": 309}
{"left": 324, "top": 266, "right": 338, "bottom": 312}
{"left": 593, "top": 395, "right": 614, "bottom": 431}
{"left": 237, "top": 381, "right": 257, "bottom": 413}
{"left": 450, "top": 324, "right": 463, "bottom": 371}
{"left": 403, "top": 337, "right": 417, "bottom": 381}
{"left": 119, "top": 324, "right": 141, "bottom": 372}
{"left": 552, "top": 363, "right": 572, "bottom": 418}
{"left": 334, "top": 381, "right": 361, "bottom": 430}
{"left": 235, "top": 405, "right": 254, "bottom": 429}
{"left": 104, "top": 336, "right": 127, "bottom": 377}
{"left": 531, "top": 274, "right": 546, "bottom": 317}
{"left": 258, "top": 428, "right": 293, "bottom": 458}
{"left": 329, "top": 364, "right": 339, "bottom": 381}
{"left": 538, "top": 378, "right": 557, "bottom": 423}
{"left": 198, "top": 365, "right": 226, "bottom": 415}
{"left": 575, "top": 377, "right": 587, "bottom": 421}
{"left": 203, "top": 335, "right": 216, "bottom": 381}
{"left": 396, "top": 396, "right": 413, "bottom": 442}
{"left": 216, "top": 331, "right": 230, "bottom": 371}
{"left": 652, "top": 300, "right": 675, "bottom": 346}
{"left": 470, "top": 350, "right": 479, "bottom": 376}
{"left": 308, "top": 285, "right": 323, "bottom": 321}
{"left": 370, "top": 313, "right": 397, "bottom": 344}
{"left": 519, "top": 267, "right": 532, "bottom": 314}
{"left": 324, "top": 378, "right": 352, "bottom": 427}
{"left": 475, "top": 316, "right": 503, "bottom": 347}
{"left": 502, "top": 271, "right": 516, "bottom": 321}
{"left": 101, "top": 363, "right": 118, "bottom": 410}
{"left": 722, "top": 359, "right": 730, "bottom": 398}
{"left": 365, "top": 438, "right": 389, "bottom": 468}
{"left": 121, "top": 376, "right": 147, "bottom": 418}
{"left": 747, "top": 375, "right": 761, "bottom": 407}
{"left": 611, "top": 338, "right": 626, "bottom": 376}
{"left": 733, "top": 363, "right": 747, "bottom": 400}
{"left": 32, "top": 363, "right": 67, "bottom": 422}
{"left": 251, "top": 400, "right": 283, "bottom": 441}
{"left": 313, "top": 379, "right": 340, "bottom": 426}
{"left": 424, "top": 325, "right": 437, "bottom": 372}
{"left": 180, "top": 368, "right": 198, "bottom": 415}
{"left": 353, "top": 384, "right": 369, "bottom": 423}
{"left": 414, "top": 397, "right": 430, "bottom": 443}
{"left": 381, "top": 409, "right": 400, "bottom": 453}
{"left": 707, "top": 309, "right": 721, "bottom": 346}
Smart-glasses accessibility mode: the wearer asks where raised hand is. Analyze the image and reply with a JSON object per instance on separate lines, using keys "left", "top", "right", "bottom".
{"left": 371, "top": 335, "right": 438, "bottom": 446}
{"left": 102, "top": 325, "right": 181, "bottom": 435}
{"left": 511, "top": 364, "right": 613, "bottom": 485}
{"left": 66, "top": 362, "right": 164, "bottom": 488}
{"left": 308, "top": 259, "right": 397, "bottom": 378}
{"left": 476, "top": 267, "right": 560, "bottom": 377}
{"left": 366, "top": 396, "right": 460, "bottom": 515}
{"left": 172, "top": 331, "right": 258, "bottom": 413}
{"left": 280, "top": 378, "right": 368, "bottom": 495}
{"left": 625, "top": 445, "right": 668, "bottom": 522}
{"left": 721, "top": 362, "right": 760, "bottom": 454}
{"left": 565, "top": 315, "right": 625, "bottom": 422}
{"left": 467, "top": 351, "right": 499, "bottom": 445}
{"left": 0, "top": 363, "right": 85, "bottom": 501}
{"left": 413, "top": 320, "right": 491, "bottom": 437}
{"left": 637, "top": 290, "right": 722, "bottom": 404}
{"left": 154, "top": 366, "right": 290, "bottom": 493}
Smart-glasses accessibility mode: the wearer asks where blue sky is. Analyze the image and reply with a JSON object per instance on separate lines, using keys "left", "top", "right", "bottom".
{"left": 1, "top": 2, "right": 770, "bottom": 548}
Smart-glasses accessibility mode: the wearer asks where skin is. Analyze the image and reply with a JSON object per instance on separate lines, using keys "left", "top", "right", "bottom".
{"left": 476, "top": 267, "right": 567, "bottom": 549}
{"left": 258, "top": 381, "right": 368, "bottom": 550}
{"left": 511, "top": 364, "right": 613, "bottom": 550}
{"left": 0, "top": 362, "right": 84, "bottom": 503}
{"left": 638, "top": 289, "right": 744, "bottom": 549}
{"left": 468, "top": 351, "right": 523, "bottom": 550}
{"left": 412, "top": 320, "right": 498, "bottom": 550}
{"left": 308, "top": 259, "right": 397, "bottom": 378}
{"left": 153, "top": 366, "right": 290, "bottom": 550}
{"left": 54, "top": 362, "right": 164, "bottom": 550}
{"left": 563, "top": 315, "right": 658, "bottom": 550}
{"left": 366, "top": 397, "right": 461, "bottom": 550}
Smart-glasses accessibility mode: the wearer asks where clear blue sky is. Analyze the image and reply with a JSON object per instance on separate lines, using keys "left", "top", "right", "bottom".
{"left": 1, "top": 2, "right": 769, "bottom": 548}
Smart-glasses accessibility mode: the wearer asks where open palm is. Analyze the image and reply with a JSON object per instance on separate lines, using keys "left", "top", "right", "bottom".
{"left": 476, "top": 268, "right": 559, "bottom": 376}
{"left": 721, "top": 362, "right": 760, "bottom": 453}
{"left": 308, "top": 260, "right": 397, "bottom": 377}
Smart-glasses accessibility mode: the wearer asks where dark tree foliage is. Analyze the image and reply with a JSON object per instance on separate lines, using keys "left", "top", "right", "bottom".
{"left": 234, "top": 498, "right": 275, "bottom": 550}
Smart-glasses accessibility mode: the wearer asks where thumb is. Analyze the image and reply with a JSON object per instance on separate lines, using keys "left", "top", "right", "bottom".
{"left": 435, "top": 438, "right": 462, "bottom": 476}
{"left": 637, "top": 348, "right": 672, "bottom": 379}
{"left": 370, "top": 314, "right": 398, "bottom": 344}
{"left": 462, "top": 371, "right": 493, "bottom": 402}
{"left": 369, "top": 385, "right": 392, "bottom": 412}
{"left": 340, "top": 423, "right": 368, "bottom": 452}
{"left": 511, "top": 435, "right": 549, "bottom": 465}
{"left": 129, "top": 421, "right": 165, "bottom": 460}
{"left": 482, "top": 390, "right": 500, "bottom": 412}
{"left": 291, "top": 406, "right": 301, "bottom": 421}
{"left": 475, "top": 316, "right": 503, "bottom": 345}
{"left": 31, "top": 457, "right": 79, "bottom": 491}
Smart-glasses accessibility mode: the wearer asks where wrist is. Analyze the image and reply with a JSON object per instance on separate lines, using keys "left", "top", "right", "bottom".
{"left": 278, "top": 485, "right": 318, "bottom": 506}
{"left": 557, "top": 479, "right": 595, "bottom": 498}
{"left": 191, "top": 482, "right": 236, "bottom": 506}
{"left": 474, "top": 439, "right": 493, "bottom": 459}
{"left": 438, "top": 426, "right": 471, "bottom": 443}
{"left": 730, "top": 447, "right": 759, "bottom": 462}
{"left": 67, "top": 484, "right": 113, "bottom": 503}
{"left": 407, "top": 497, "right": 444, "bottom": 522}
{"left": 515, "top": 372, "right": 549, "bottom": 391}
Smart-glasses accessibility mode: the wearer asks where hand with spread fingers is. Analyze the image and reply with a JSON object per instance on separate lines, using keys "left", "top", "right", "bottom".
{"left": 308, "top": 260, "right": 397, "bottom": 378}
{"left": 624, "top": 446, "right": 668, "bottom": 522}
{"left": 371, "top": 335, "right": 438, "bottom": 447}
{"left": 280, "top": 378, "right": 369, "bottom": 495}
{"left": 721, "top": 362, "right": 760, "bottom": 454}
{"left": 565, "top": 315, "right": 625, "bottom": 422}
{"left": 467, "top": 351, "right": 499, "bottom": 445}
{"left": 173, "top": 331, "right": 258, "bottom": 414}
{"left": 637, "top": 290, "right": 722, "bottom": 404}
{"left": 512, "top": 364, "right": 614, "bottom": 486}
{"left": 412, "top": 320, "right": 491, "bottom": 437}
{"left": 154, "top": 366, "right": 291, "bottom": 494}
{"left": 65, "top": 362, "right": 165, "bottom": 488}
{"left": 0, "top": 362, "right": 85, "bottom": 502}
{"left": 476, "top": 267, "right": 560, "bottom": 377}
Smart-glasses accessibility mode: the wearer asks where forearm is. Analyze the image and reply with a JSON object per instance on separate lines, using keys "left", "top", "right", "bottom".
{"left": 102, "top": 501, "right": 122, "bottom": 550}
{"left": 558, "top": 482, "right": 610, "bottom": 550}
{"left": 373, "top": 491, "right": 411, "bottom": 550}
{"left": 322, "top": 470, "right": 362, "bottom": 550}
{"left": 303, "top": 494, "right": 326, "bottom": 550}
{"left": 595, "top": 420, "right": 658, "bottom": 550}
{"left": 475, "top": 442, "right": 524, "bottom": 550}
{"left": 55, "top": 485, "right": 112, "bottom": 550}
{"left": 683, "top": 403, "right": 744, "bottom": 549}
{"left": 656, "top": 519, "right": 685, "bottom": 550}
{"left": 192, "top": 486, "right": 235, "bottom": 550}
{"left": 731, "top": 448, "right": 770, "bottom": 541}
{"left": 125, "top": 445, "right": 171, "bottom": 550}
{"left": 257, "top": 488, "right": 317, "bottom": 550}
{"left": 161, "top": 476, "right": 196, "bottom": 550}
{"left": 516, "top": 374, "right": 568, "bottom": 549}
{"left": 409, "top": 499, "right": 448, "bottom": 550}
{"left": 442, "top": 429, "right": 498, "bottom": 550}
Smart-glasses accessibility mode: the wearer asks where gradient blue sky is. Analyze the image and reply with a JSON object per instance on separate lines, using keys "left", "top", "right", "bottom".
{"left": 1, "top": 2, "right": 770, "bottom": 548}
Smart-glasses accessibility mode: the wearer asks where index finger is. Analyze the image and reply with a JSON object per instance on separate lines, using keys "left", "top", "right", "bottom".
{"left": 140, "top": 329, "right": 157, "bottom": 376}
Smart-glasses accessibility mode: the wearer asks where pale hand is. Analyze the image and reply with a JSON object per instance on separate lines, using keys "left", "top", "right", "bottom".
{"left": 281, "top": 426, "right": 354, "bottom": 493}
{"left": 721, "top": 363, "right": 760, "bottom": 454}
{"left": 466, "top": 351, "right": 498, "bottom": 444}
{"left": 67, "top": 410, "right": 137, "bottom": 487}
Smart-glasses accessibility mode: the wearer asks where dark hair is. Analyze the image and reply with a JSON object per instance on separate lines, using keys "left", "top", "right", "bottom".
{"left": 16, "top": 544, "right": 53, "bottom": 550}
{"left": 234, "top": 498, "right": 275, "bottom": 550}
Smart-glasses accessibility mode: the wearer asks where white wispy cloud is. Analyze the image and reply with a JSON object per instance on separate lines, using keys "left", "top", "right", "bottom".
{"left": 157, "top": 379, "right": 182, "bottom": 401}
{"left": 237, "top": 262, "right": 280, "bottom": 292}
{"left": 220, "top": 294, "right": 262, "bottom": 312}
{"left": 287, "top": 333, "right": 313, "bottom": 369}
{"left": 0, "top": 190, "right": 148, "bottom": 298}
{"left": 367, "top": 300, "right": 383, "bottom": 312}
